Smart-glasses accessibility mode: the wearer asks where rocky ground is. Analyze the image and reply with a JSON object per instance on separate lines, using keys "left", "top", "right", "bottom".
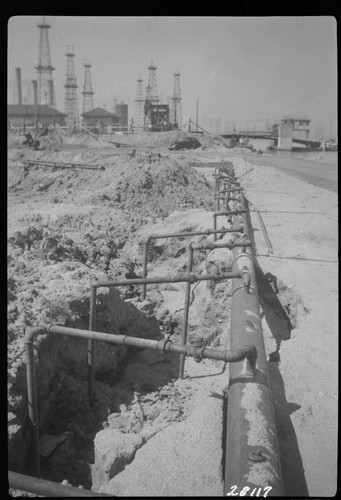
{"left": 7, "top": 130, "right": 338, "bottom": 496}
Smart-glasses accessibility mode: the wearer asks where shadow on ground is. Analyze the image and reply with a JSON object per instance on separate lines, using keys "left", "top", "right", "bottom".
{"left": 255, "top": 258, "right": 309, "bottom": 496}
{"left": 244, "top": 195, "right": 308, "bottom": 496}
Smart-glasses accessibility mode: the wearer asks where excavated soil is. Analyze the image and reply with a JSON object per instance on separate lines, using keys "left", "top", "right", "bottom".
{"left": 7, "top": 131, "right": 338, "bottom": 497}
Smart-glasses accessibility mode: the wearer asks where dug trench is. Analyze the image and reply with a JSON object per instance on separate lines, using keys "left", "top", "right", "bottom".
{"left": 7, "top": 140, "right": 309, "bottom": 495}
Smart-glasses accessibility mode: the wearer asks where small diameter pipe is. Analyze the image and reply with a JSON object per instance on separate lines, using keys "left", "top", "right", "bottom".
{"left": 179, "top": 243, "right": 194, "bottom": 378}
{"left": 45, "top": 325, "right": 257, "bottom": 366}
{"left": 92, "top": 271, "right": 243, "bottom": 289}
{"left": 8, "top": 471, "right": 112, "bottom": 497}
{"left": 88, "top": 286, "right": 97, "bottom": 406}
{"left": 224, "top": 191, "right": 284, "bottom": 495}
{"left": 24, "top": 322, "right": 255, "bottom": 482}
{"left": 252, "top": 206, "right": 274, "bottom": 254}
{"left": 213, "top": 210, "right": 246, "bottom": 241}
{"left": 179, "top": 239, "right": 249, "bottom": 378}
{"left": 140, "top": 228, "right": 243, "bottom": 300}
{"left": 90, "top": 270, "right": 243, "bottom": 391}
{"left": 24, "top": 327, "right": 45, "bottom": 478}
{"left": 218, "top": 187, "right": 243, "bottom": 194}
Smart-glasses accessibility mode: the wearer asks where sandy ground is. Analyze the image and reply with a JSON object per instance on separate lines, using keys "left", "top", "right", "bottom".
{"left": 7, "top": 132, "right": 338, "bottom": 497}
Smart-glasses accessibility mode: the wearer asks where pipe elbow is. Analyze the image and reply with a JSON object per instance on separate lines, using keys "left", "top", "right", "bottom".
{"left": 24, "top": 326, "right": 46, "bottom": 344}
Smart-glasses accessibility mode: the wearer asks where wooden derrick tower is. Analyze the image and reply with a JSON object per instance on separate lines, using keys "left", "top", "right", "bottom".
{"left": 82, "top": 59, "right": 94, "bottom": 115}
{"left": 171, "top": 69, "right": 182, "bottom": 129}
{"left": 134, "top": 75, "right": 144, "bottom": 131}
{"left": 64, "top": 45, "right": 79, "bottom": 128}
{"left": 35, "top": 16, "right": 55, "bottom": 107}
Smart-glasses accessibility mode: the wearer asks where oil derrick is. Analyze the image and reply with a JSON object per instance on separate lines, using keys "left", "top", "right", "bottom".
{"left": 35, "top": 17, "right": 55, "bottom": 107}
{"left": 144, "top": 60, "right": 159, "bottom": 129}
{"left": 134, "top": 75, "right": 144, "bottom": 131}
{"left": 82, "top": 59, "right": 94, "bottom": 116}
{"left": 171, "top": 69, "right": 182, "bottom": 129}
{"left": 64, "top": 46, "right": 79, "bottom": 129}
{"left": 146, "top": 60, "right": 159, "bottom": 104}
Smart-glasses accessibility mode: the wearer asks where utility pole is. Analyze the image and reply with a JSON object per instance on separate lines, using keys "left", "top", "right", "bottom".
{"left": 36, "top": 16, "right": 55, "bottom": 107}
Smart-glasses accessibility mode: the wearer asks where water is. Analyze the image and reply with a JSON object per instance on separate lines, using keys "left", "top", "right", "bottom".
{"left": 247, "top": 138, "right": 338, "bottom": 166}
{"left": 264, "top": 150, "right": 338, "bottom": 166}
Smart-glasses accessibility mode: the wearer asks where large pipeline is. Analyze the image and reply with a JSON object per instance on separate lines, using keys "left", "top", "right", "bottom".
{"left": 8, "top": 471, "right": 112, "bottom": 497}
{"left": 224, "top": 189, "right": 284, "bottom": 495}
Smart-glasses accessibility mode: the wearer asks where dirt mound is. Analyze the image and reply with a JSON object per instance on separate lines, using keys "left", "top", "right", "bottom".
{"left": 8, "top": 150, "right": 214, "bottom": 219}
{"left": 113, "top": 156, "right": 214, "bottom": 218}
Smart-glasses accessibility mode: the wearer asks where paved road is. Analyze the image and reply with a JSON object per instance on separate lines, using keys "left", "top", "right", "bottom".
{"left": 240, "top": 153, "right": 338, "bottom": 192}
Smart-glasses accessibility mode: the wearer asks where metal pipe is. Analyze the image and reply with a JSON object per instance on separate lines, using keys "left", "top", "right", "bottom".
{"left": 252, "top": 206, "right": 274, "bottom": 254}
{"left": 213, "top": 210, "right": 246, "bottom": 242}
{"left": 142, "top": 238, "right": 151, "bottom": 299}
{"left": 24, "top": 327, "right": 45, "bottom": 478}
{"left": 190, "top": 241, "right": 251, "bottom": 251}
{"left": 179, "top": 243, "right": 194, "bottom": 378}
{"left": 224, "top": 191, "right": 284, "bottom": 495}
{"left": 92, "top": 271, "right": 243, "bottom": 289}
{"left": 8, "top": 471, "right": 112, "bottom": 497}
{"left": 218, "top": 187, "right": 242, "bottom": 194}
{"left": 46, "top": 324, "right": 257, "bottom": 365}
{"left": 141, "top": 227, "right": 244, "bottom": 300}
{"left": 88, "top": 286, "right": 97, "bottom": 406}
{"left": 178, "top": 239, "right": 249, "bottom": 378}
{"left": 213, "top": 209, "right": 246, "bottom": 217}
{"left": 24, "top": 321, "right": 255, "bottom": 484}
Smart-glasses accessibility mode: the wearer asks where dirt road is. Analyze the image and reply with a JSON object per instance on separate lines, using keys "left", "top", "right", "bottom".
{"left": 239, "top": 151, "right": 337, "bottom": 192}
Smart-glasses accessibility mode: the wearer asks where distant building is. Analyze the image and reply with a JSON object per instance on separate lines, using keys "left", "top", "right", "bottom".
{"left": 81, "top": 107, "right": 121, "bottom": 132}
{"left": 274, "top": 116, "right": 311, "bottom": 141}
{"left": 7, "top": 104, "right": 66, "bottom": 127}
{"left": 144, "top": 103, "right": 171, "bottom": 132}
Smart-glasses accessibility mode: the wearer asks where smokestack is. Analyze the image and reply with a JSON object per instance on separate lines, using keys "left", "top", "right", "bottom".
{"left": 15, "top": 68, "right": 22, "bottom": 105}
{"left": 32, "top": 80, "right": 38, "bottom": 106}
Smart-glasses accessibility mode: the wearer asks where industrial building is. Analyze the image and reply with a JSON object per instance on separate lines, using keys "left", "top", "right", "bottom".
{"left": 273, "top": 116, "right": 311, "bottom": 142}
{"left": 7, "top": 104, "right": 66, "bottom": 128}
{"left": 81, "top": 107, "right": 121, "bottom": 133}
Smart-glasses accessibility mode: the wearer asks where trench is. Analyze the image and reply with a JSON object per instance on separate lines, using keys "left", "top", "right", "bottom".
{"left": 9, "top": 156, "right": 310, "bottom": 495}
{"left": 19, "top": 228, "right": 235, "bottom": 491}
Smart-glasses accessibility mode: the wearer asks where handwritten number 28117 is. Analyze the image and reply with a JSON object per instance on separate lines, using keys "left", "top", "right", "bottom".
{"left": 226, "top": 485, "right": 272, "bottom": 497}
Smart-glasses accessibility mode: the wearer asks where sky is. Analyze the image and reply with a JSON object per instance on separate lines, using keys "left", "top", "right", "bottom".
{"left": 7, "top": 16, "right": 338, "bottom": 138}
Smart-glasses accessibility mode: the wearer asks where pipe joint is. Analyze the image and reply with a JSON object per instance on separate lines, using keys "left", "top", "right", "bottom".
{"left": 241, "top": 267, "right": 251, "bottom": 292}
{"left": 24, "top": 326, "right": 47, "bottom": 343}
{"left": 191, "top": 339, "right": 204, "bottom": 363}
{"left": 245, "top": 345, "right": 257, "bottom": 375}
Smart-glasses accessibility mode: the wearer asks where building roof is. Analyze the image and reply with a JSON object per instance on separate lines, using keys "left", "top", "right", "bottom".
{"left": 282, "top": 115, "right": 310, "bottom": 123}
{"left": 82, "top": 107, "right": 120, "bottom": 119}
{"left": 7, "top": 104, "right": 65, "bottom": 116}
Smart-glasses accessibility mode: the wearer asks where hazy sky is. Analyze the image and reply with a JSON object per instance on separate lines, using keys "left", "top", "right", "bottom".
{"left": 7, "top": 16, "right": 337, "bottom": 137}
